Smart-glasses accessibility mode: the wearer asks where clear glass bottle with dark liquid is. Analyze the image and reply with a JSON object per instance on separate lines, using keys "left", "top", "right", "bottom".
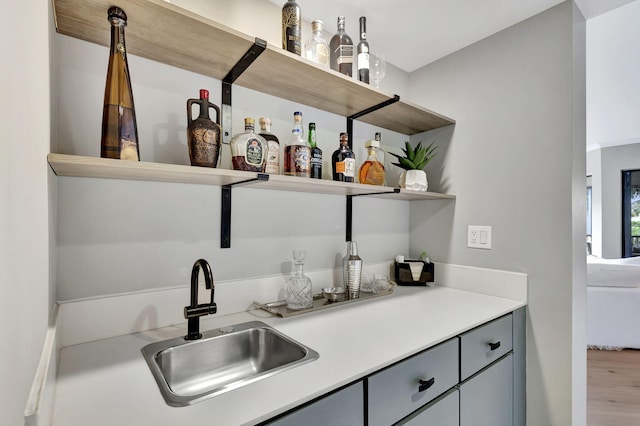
{"left": 283, "top": 112, "right": 311, "bottom": 177}
{"left": 230, "top": 118, "right": 267, "bottom": 172}
{"left": 101, "top": 7, "right": 140, "bottom": 161}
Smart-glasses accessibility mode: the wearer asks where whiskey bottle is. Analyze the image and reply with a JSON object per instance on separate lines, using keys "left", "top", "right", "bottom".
{"left": 258, "top": 117, "right": 280, "bottom": 174}
{"left": 329, "top": 16, "right": 353, "bottom": 76}
{"left": 282, "top": 0, "right": 301, "bottom": 55}
{"left": 283, "top": 112, "right": 311, "bottom": 177}
{"left": 331, "top": 132, "right": 355, "bottom": 182}
{"left": 358, "top": 132, "right": 385, "bottom": 185}
{"left": 357, "top": 17, "right": 370, "bottom": 84}
{"left": 308, "top": 122, "right": 323, "bottom": 179}
{"left": 305, "top": 20, "right": 330, "bottom": 67}
{"left": 101, "top": 7, "right": 139, "bottom": 161}
{"left": 230, "top": 118, "right": 268, "bottom": 172}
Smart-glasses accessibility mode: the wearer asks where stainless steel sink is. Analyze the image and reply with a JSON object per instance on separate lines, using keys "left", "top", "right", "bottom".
{"left": 141, "top": 321, "right": 319, "bottom": 406}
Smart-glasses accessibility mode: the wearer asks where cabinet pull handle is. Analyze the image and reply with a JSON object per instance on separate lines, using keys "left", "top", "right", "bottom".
{"left": 418, "top": 377, "right": 435, "bottom": 392}
{"left": 489, "top": 341, "right": 501, "bottom": 351}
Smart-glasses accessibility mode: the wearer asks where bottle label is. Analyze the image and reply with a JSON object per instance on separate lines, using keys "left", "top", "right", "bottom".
{"left": 245, "top": 137, "right": 264, "bottom": 166}
{"left": 358, "top": 52, "right": 369, "bottom": 70}
{"left": 337, "top": 45, "right": 354, "bottom": 64}
{"left": 284, "top": 145, "right": 311, "bottom": 176}
{"left": 315, "top": 44, "right": 329, "bottom": 66}
{"left": 265, "top": 140, "right": 280, "bottom": 174}
{"left": 343, "top": 158, "right": 356, "bottom": 177}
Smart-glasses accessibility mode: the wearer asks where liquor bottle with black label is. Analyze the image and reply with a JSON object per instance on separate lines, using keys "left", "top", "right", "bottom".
{"left": 357, "top": 16, "right": 370, "bottom": 84}
{"left": 101, "top": 7, "right": 140, "bottom": 161}
{"left": 329, "top": 16, "right": 353, "bottom": 76}
{"left": 282, "top": 0, "right": 301, "bottom": 55}
{"left": 332, "top": 133, "right": 355, "bottom": 182}
{"left": 308, "top": 122, "right": 322, "bottom": 179}
{"left": 283, "top": 112, "right": 311, "bottom": 177}
{"left": 258, "top": 117, "right": 280, "bottom": 174}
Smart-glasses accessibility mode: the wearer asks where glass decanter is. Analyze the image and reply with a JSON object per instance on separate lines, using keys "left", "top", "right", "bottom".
{"left": 286, "top": 250, "right": 313, "bottom": 310}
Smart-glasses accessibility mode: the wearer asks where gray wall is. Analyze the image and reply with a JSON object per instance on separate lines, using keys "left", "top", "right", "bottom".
{"left": 407, "top": 3, "right": 585, "bottom": 425}
{"left": 1, "top": 0, "right": 54, "bottom": 424}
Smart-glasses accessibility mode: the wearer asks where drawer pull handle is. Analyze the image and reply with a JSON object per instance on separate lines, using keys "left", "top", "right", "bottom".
{"left": 418, "top": 377, "right": 435, "bottom": 392}
{"left": 489, "top": 341, "right": 501, "bottom": 351}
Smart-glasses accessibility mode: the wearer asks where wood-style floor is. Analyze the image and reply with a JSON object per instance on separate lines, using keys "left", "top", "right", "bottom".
{"left": 588, "top": 349, "right": 640, "bottom": 426}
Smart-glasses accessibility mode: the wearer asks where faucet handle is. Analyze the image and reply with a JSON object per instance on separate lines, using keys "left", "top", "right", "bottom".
{"left": 184, "top": 303, "right": 217, "bottom": 319}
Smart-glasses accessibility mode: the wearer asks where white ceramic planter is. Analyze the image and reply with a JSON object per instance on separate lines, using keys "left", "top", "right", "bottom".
{"left": 399, "top": 170, "right": 428, "bottom": 191}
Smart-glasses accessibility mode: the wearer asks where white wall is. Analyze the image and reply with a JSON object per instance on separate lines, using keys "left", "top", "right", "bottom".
{"left": 0, "top": 0, "right": 53, "bottom": 425}
{"left": 587, "top": 143, "right": 640, "bottom": 258}
{"left": 586, "top": 0, "right": 640, "bottom": 150}
{"left": 407, "top": 2, "right": 586, "bottom": 425}
{"left": 53, "top": 1, "right": 413, "bottom": 301}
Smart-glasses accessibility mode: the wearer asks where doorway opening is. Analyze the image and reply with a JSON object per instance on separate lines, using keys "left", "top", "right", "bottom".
{"left": 621, "top": 169, "right": 640, "bottom": 257}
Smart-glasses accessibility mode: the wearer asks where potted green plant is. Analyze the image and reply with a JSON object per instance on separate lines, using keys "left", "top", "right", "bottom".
{"left": 388, "top": 141, "right": 437, "bottom": 191}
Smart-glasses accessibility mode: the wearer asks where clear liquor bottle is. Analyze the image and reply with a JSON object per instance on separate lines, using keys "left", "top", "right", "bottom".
{"left": 230, "top": 118, "right": 268, "bottom": 172}
{"left": 283, "top": 112, "right": 311, "bottom": 177}
{"left": 342, "top": 241, "right": 363, "bottom": 299}
{"left": 286, "top": 250, "right": 313, "bottom": 310}
{"left": 308, "top": 122, "right": 323, "bottom": 179}
{"left": 331, "top": 132, "right": 355, "bottom": 182}
{"left": 282, "top": 0, "right": 301, "bottom": 55}
{"left": 329, "top": 16, "right": 353, "bottom": 77}
{"left": 358, "top": 132, "right": 385, "bottom": 185}
{"left": 258, "top": 117, "right": 280, "bottom": 174}
{"left": 101, "top": 7, "right": 140, "bottom": 161}
{"left": 357, "top": 16, "right": 370, "bottom": 84}
{"left": 305, "top": 20, "right": 330, "bottom": 67}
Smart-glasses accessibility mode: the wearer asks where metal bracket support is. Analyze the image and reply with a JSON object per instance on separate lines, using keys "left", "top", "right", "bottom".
{"left": 221, "top": 173, "right": 269, "bottom": 248}
{"left": 346, "top": 94, "right": 400, "bottom": 148}
{"left": 345, "top": 188, "right": 400, "bottom": 241}
{"left": 221, "top": 38, "right": 267, "bottom": 144}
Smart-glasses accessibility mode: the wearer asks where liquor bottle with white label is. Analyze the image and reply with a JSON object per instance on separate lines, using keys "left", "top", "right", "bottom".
{"left": 258, "top": 117, "right": 280, "bottom": 174}
{"left": 305, "top": 20, "right": 330, "bottom": 67}
{"left": 357, "top": 16, "right": 370, "bottom": 84}
{"left": 331, "top": 132, "right": 355, "bottom": 182}
{"left": 230, "top": 118, "right": 268, "bottom": 172}
{"left": 283, "top": 112, "right": 311, "bottom": 177}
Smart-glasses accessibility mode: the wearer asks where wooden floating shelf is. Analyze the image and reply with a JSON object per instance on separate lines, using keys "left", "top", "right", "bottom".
{"left": 52, "top": 0, "right": 455, "bottom": 135}
{"left": 48, "top": 154, "right": 456, "bottom": 202}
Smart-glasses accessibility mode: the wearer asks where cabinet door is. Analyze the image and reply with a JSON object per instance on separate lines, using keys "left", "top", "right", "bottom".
{"left": 266, "top": 381, "right": 364, "bottom": 426}
{"left": 397, "top": 389, "right": 459, "bottom": 426}
{"left": 459, "top": 353, "right": 513, "bottom": 426}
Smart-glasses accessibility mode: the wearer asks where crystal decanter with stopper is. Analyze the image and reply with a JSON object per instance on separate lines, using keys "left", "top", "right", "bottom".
{"left": 286, "top": 250, "right": 313, "bottom": 310}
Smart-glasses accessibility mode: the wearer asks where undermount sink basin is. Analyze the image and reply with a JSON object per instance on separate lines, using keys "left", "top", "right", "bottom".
{"left": 141, "top": 321, "right": 319, "bottom": 406}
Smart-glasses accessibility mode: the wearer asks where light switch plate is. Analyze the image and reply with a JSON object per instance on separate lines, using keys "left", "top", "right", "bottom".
{"left": 468, "top": 225, "right": 492, "bottom": 249}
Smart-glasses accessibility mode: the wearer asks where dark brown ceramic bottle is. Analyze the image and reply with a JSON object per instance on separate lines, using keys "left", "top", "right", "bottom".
{"left": 187, "top": 89, "right": 221, "bottom": 167}
{"left": 101, "top": 7, "right": 140, "bottom": 161}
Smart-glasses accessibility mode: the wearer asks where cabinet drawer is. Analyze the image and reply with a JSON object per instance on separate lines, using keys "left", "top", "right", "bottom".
{"left": 368, "top": 338, "right": 458, "bottom": 426}
{"left": 460, "top": 314, "right": 512, "bottom": 380}
{"left": 398, "top": 388, "right": 459, "bottom": 426}
{"left": 266, "top": 382, "right": 364, "bottom": 426}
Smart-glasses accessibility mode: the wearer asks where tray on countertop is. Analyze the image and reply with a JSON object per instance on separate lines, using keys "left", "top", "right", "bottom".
{"left": 253, "top": 288, "right": 394, "bottom": 318}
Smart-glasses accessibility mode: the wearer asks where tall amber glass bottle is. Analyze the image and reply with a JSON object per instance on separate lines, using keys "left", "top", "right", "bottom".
{"left": 101, "top": 7, "right": 140, "bottom": 161}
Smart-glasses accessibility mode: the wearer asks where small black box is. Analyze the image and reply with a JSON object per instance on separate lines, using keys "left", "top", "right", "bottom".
{"left": 394, "top": 260, "right": 434, "bottom": 286}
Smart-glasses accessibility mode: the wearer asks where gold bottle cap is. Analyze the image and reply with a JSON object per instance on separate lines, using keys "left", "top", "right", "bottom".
{"left": 244, "top": 117, "right": 255, "bottom": 125}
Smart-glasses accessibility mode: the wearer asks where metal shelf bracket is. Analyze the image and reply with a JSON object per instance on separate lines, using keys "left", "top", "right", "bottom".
{"left": 346, "top": 188, "right": 400, "bottom": 241}
{"left": 221, "top": 173, "right": 269, "bottom": 248}
{"left": 346, "top": 94, "right": 401, "bottom": 148}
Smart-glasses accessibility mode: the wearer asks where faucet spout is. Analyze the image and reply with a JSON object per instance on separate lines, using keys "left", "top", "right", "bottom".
{"left": 184, "top": 259, "right": 217, "bottom": 340}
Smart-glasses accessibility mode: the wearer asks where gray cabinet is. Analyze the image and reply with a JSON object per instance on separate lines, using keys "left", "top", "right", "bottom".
{"left": 266, "top": 382, "right": 364, "bottom": 426}
{"left": 397, "top": 389, "right": 460, "bottom": 426}
{"left": 459, "top": 353, "right": 513, "bottom": 426}
{"left": 264, "top": 309, "right": 525, "bottom": 426}
{"left": 367, "top": 338, "right": 459, "bottom": 426}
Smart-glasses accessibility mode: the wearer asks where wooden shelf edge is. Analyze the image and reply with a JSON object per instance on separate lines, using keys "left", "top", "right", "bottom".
{"left": 47, "top": 153, "right": 456, "bottom": 201}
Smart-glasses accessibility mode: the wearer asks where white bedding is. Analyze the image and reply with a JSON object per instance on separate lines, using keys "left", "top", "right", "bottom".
{"left": 587, "top": 286, "right": 640, "bottom": 349}
{"left": 586, "top": 255, "right": 640, "bottom": 288}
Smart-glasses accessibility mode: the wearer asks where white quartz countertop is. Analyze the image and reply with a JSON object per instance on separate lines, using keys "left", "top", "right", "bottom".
{"left": 52, "top": 286, "right": 525, "bottom": 426}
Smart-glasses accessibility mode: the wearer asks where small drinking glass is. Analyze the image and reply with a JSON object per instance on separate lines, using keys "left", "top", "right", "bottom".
{"left": 371, "top": 53, "right": 386, "bottom": 89}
